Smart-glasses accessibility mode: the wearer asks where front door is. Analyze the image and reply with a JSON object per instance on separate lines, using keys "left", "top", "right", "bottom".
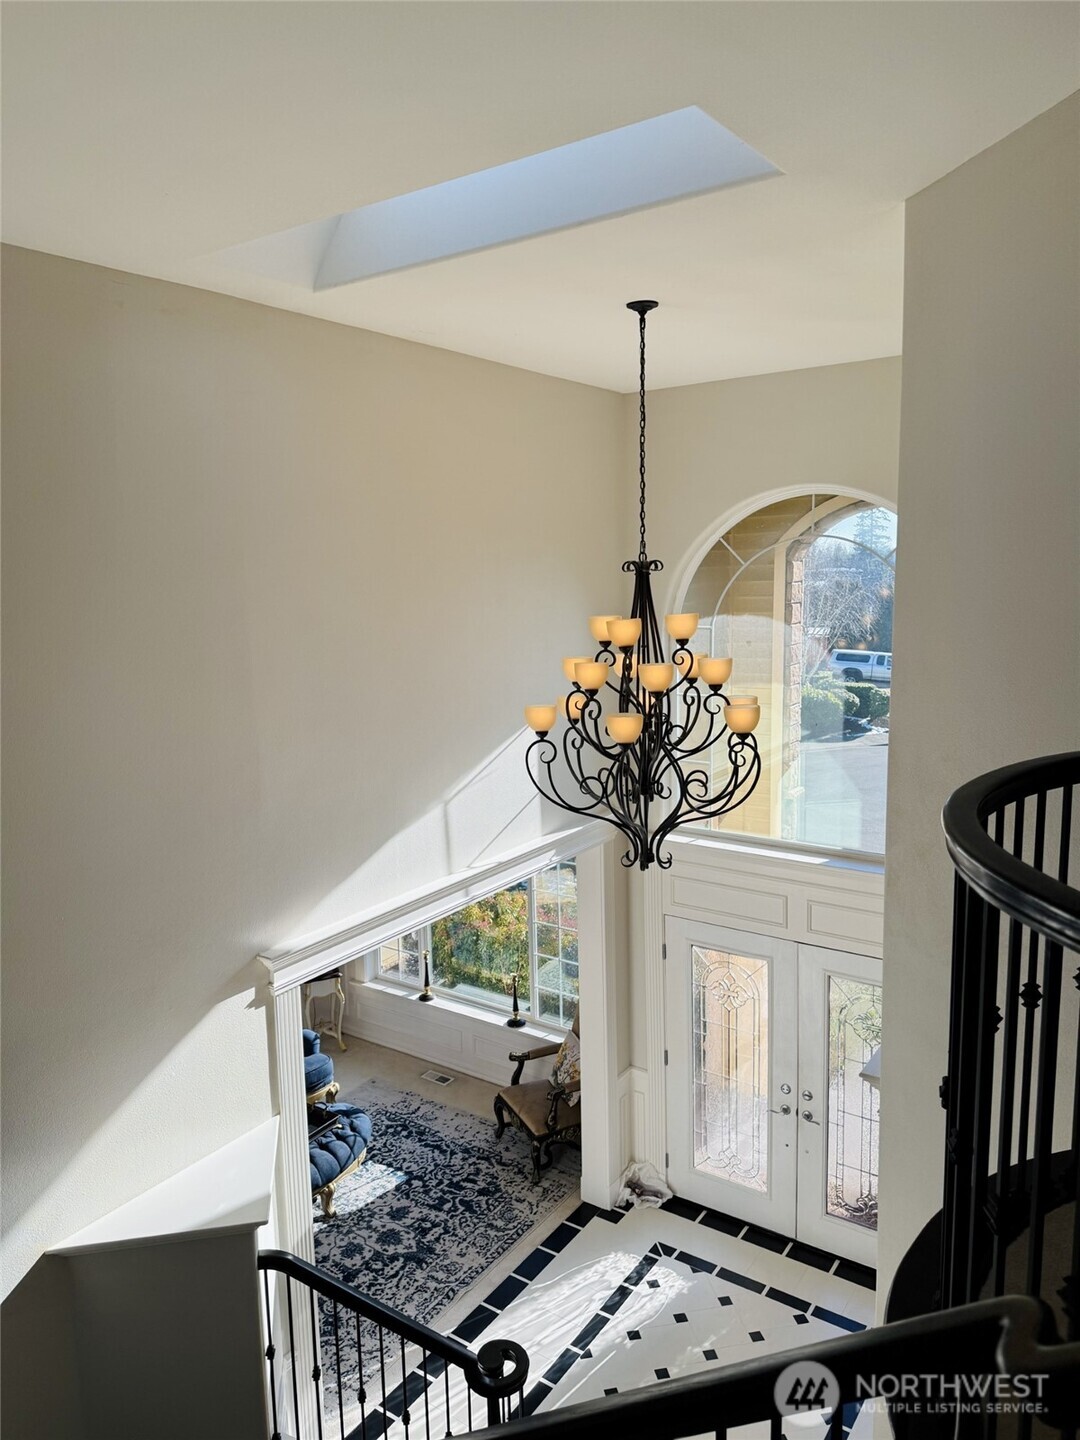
{"left": 665, "top": 921, "right": 882, "bottom": 1264}
{"left": 664, "top": 918, "right": 799, "bottom": 1233}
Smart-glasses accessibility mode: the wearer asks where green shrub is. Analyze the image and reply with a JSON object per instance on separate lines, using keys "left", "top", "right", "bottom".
{"left": 842, "top": 682, "right": 890, "bottom": 723}
{"left": 801, "top": 685, "right": 845, "bottom": 737}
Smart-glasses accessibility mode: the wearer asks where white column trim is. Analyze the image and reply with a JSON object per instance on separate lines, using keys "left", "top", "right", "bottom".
{"left": 641, "top": 864, "right": 667, "bottom": 1175}
{"left": 577, "top": 840, "right": 622, "bottom": 1208}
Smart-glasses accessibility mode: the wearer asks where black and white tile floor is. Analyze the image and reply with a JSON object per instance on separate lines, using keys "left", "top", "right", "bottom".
{"left": 365, "top": 1198, "right": 877, "bottom": 1439}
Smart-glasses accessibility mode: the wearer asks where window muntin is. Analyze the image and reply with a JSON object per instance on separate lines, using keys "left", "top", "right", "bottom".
{"left": 682, "top": 496, "right": 894, "bottom": 857}
{"left": 362, "top": 859, "right": 579, "bottom": 1029}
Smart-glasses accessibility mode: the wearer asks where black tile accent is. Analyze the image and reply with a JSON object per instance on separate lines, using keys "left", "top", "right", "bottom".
{"left": 654, "top": 1367, "right": 670, "bottom": 1380}
{"left": 627, "top": 1329, "right": 641, "bottom": 1341}
{"left": 717, "top": 1266, "right": 766, "bottom": 1295}
{"left": 356, "top": 1410, "right": 389, "bottom": 1440}
{"left": 742, "top": 1224, "right": 789, "bottom": 1253}
{"left": 565, "top": 1202, "right": 603, "bottom": 1229}
{"left": 812, "top": 1305, "right": 867, "bottom": 1333}
{"left": 521, "top": 1382, "right": 552, "bottom": 1417}
{"left": 673, "top": 1312, "right": 688, "bottom": 1324}
{"left": 451, "top": 1304, "right": 498, "bottom": 1344}
{"left": 570, "top": 1313, "right": 609, "bottom": 1351}
{"left": 542, "top": 1347, "right": 579, "bottom": 1387}
{"left": 600, "top": 1284, "right": 633, "bottom": 1315}
{"left": 717, "top": 1294, "right": 734, "bottom": 1307}
{"left": 661, "top": 1196, "right": 704, "bottom": 1222}
{"left": 382, "top": 1369, "right": 431, "bottom": 1419}
{"left": 542, "top": 1222, "right": 579, "bottom": 1254}
{"left": 597, "top": 1206, "right": 629, "bottom": 1223}
{"left": 514, "top": 1246, "right": 556, "bottom": 1281}
{"left": 646, "top": 1278, "right": 660, "bottom": 1289}
{"left": 765, "top": 1286, "right": 811, "bottom": 1313}
{"left": 622, "top": 1254, "right": 659, "bottom": 1287}
{"left": 483, "top": 1273, "right": 529, "bottom": 1311}
{"left": 420, "top": 1352, "right": 447, "bottom": 1378}
{"left": 794, "top": 1312, "right": 810, "bottom": 1325}
{"left": 749, "top": 1330, "right": 765, "bottom": 1343}
{"left": 787, "top": 1240, "right": 838, "bottom": 1272}
{"left": 580, "top": 1348, "right": 593, "bottom": 1359}
{"left": 703, "top": 1348, "right": 718, "bottom": 1361}
{"left": 698, "top": 1208, "right": 745, "bottom": 1237}
{"left": 835, "top": 1259, "right": 877, "bottom": 1291}
{"left": 675, "top": 1249, "right": 716, "bottom": 1275}
{"left": 656, "top": 1242, "right": 677, "bottom": 1258}
{"left": 604, "top": 1387, "right": 619, "bottom": 1396}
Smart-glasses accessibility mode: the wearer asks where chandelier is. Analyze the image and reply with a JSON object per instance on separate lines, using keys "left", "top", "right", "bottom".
{"left": 523, "top": 301, "right": 762, "bottom": 871}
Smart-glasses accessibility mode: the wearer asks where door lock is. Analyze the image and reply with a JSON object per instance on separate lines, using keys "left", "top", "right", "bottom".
{"left": 801, "top": 1090, "right": 814, "bottom": 1101}
{"left": 780, "top": 1083, "right": 792, "bottom": 1095}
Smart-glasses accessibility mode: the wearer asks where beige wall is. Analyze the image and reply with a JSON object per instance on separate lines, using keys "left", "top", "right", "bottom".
{"left": 1, "top": 246, "right": 624, "bottom": 1296}
{"left": 879, "top": 93, "right": 1080, "bottom": 1300}
{"left": 622, "top": 359, "right": 901, "bottom": 1068}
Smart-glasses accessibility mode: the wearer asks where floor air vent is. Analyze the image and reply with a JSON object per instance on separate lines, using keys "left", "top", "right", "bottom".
{"left": 421, "top": 1069, "right": 455, "bottom": 1086}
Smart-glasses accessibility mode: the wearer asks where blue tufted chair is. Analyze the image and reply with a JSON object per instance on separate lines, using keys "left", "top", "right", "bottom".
{"left": 309, "top": 1103, "right": 373, "bottom": 1217}
{"left": 303, "top": 1028, "right": 339, "bottom": 1106}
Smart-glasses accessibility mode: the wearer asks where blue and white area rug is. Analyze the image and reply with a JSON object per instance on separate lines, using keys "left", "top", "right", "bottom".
{"left": 313, "top": 1078, "right": 578, "bottom": 1391}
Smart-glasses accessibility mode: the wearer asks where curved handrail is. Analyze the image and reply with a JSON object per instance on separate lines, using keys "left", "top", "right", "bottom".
{"left": 942, "top": 752, "right": 1080, "bottom": 953}
{"left": 257, "top": 1249, "right": 529, "bottom": 1399}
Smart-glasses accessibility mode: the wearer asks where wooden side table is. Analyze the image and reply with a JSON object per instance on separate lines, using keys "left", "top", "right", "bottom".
{"left": 303, "top": 970, "right": 347, "bottom": 1052}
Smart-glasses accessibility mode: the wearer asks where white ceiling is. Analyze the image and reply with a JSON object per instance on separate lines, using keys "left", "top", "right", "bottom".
{"left": 3, "top": 3, "right": 1078, "bottom": 391}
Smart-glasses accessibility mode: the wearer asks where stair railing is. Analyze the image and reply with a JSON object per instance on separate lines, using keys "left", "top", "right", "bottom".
{"left": 939, "top": 753, "right": 1080, "bottom": 1323}
{"left": 463, "top": 1293, "right": 1080, "bottom": 1439}
{"left": 258, "top": 1250, "right": 529, "bottom": 1440}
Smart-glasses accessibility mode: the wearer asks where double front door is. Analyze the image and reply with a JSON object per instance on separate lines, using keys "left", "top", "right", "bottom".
{"left": 664, "top": 919, "right": 882, "bottom": 1266}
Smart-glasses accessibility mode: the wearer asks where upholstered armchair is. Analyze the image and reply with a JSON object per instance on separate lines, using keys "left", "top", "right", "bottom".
{"left": 303, "top": 1028, "right": 340, "bottom": 1107}
{"left": 493, "top": 1013, "right": 581, "bottom": 1183}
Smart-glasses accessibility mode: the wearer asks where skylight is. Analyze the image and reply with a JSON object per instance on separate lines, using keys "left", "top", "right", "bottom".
{"left": 313, "top": 107, "right": 779, "bottom": 289}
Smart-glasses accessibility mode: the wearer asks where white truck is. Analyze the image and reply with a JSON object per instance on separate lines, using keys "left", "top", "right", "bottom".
{"left": 827, "top": 649, "right": 892, "bottom": 684}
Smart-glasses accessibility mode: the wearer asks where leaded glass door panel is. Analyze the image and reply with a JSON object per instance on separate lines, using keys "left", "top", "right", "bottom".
{"left": 665, "top": 920, "right": 798, "bottom": 1232}
{"left": 796, "top": 944, "right": 882, "bottom": 1266}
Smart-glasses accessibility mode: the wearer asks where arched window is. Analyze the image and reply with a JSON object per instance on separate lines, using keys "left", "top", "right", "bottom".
{"left": 682, "top": 494, "right": 895, "bottom": 855}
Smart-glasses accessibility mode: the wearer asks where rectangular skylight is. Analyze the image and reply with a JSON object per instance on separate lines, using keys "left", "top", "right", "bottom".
{"left": 315, "top": 107, "right": 779, "bottom": 290}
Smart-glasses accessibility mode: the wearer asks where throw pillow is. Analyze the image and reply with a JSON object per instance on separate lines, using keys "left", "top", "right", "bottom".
{"left": 552, "top": 1029, "right": 581, "bottom": 1105}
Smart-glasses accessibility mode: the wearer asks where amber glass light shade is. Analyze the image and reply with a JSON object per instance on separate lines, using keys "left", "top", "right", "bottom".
{"left": 588, "top": 615, "right": 621, "bottom": 643}
{"left": 525, "top": 704, "right": 558, "bottom": 734}
{"left": 664, "top": 612, "right": 699, "bottom": 642}
{"left": 607, "top": 713, "right": 644, "bottom": 745}
{"left": 558, "top": 692, "right": 587, "bottom": 721}
{"left": 724, "top": 700, "right": 761, "bottom": 734}
{"left": 574, "top": 661, "right": 609, "bottom": 692}
{"left": 638, "top": 662, "right": 674, "bottom": 693}
{"left": 699, "top": 656, "right": 733, "bottom": 688}
{"left": 562, "top": 655, "right": 591, "bottom": 682}
{"left": 608, "top": 618, "right": 642, "bottom": 650}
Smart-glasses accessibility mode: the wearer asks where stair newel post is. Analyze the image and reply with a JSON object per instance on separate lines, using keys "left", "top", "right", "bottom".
{"left": 473, "top": 1338, "right": 530, "bottom": 1427}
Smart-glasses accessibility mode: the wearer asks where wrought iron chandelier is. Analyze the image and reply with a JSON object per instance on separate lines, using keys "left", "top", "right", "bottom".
{"left": 524, "top": 301, "right": 762, "bottom": 871}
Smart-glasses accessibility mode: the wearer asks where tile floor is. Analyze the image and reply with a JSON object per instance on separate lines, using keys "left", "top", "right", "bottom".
{"left": 362, "top": 1198, "right": 877, "bottom": 1440}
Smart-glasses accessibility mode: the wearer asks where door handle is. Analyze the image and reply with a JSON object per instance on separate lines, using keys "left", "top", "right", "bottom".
{"left": 801, "top": 1110, "right": 820, "bottom": 1125}
{"left": 769, "top": 1104, "right": 792, "bottom": 1116}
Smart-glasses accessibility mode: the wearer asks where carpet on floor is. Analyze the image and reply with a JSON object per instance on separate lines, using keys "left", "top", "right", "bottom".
{"left": 312, "top": 1077, "right": 579, "bottom": 1394}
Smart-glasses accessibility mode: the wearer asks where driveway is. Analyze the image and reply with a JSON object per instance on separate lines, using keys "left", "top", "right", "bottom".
{"left": 798, "top": 731, "right": 889, "bottom": 853}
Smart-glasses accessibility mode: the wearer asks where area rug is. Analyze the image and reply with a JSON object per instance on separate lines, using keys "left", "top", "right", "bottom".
{"left": 312, "top": 1077, "right": 579, "bottom": 1397}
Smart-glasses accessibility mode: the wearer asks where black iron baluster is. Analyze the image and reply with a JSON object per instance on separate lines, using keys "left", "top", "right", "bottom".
{"left": 1027, "top": 939, "right": 1063, "bottom": 1298}
{"left": 286, "top": 1276, "right": 301, "bottom": 1440}
{"left": 769, "top": 1413, "right": 783, "bottom": 1438}
{"left": 332, "top": 1301, "right": 344, "bottom": 1440}
{"left": 356, "top": 1313, "right": 367, "bottom": 1438}
{"left": 263, "top": 1269, "right": 282, "bottom": 1440}
{"left": 421, "top": 1347, "right": 431, "bottom": 1440}
{"left": 378, "top": 1324, "right": 389, "bottom": 1435}
{"left": 993, "top": 899, "right": 1024, "bottom": 1298}
{"left": 1058, "top": 783, "right": 1073, "bottom": 884}
{"left": 942, "top": 872, "right": 973, "bottom": 1307}
{"left": 443, "top": 1364, "right": 452, "bottom": 1438}
{"left": 309, "top": 1287, "right": 324, "bottom": 1440}
{"left": 466, "top": 1386, "right": 473, "bottom": 1433}
{"left": 401, "top": 1335, "right": 411, "bottom": 1437}
{"left": 967, "top": 886, "right": 1001, "bottom": 1305}
{"left": 828, "top": 1404, "right": 844, "bottom": 1438}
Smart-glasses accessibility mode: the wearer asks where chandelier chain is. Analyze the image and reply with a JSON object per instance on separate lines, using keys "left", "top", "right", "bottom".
{"left": 638, "top": 310, "right": 648, "bottom": 563}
